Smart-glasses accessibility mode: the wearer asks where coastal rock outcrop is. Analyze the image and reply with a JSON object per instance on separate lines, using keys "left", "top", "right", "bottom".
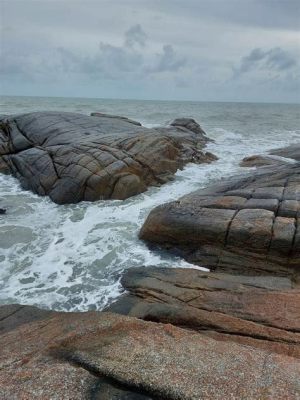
{"left": 140, "top": 162, "right": 300, "bottom": 276}
{"left": 240, "top": 154, "right": 296, "bottom": 168}
{"left": 0, "top": 112, "right": 216, "bottom": 204}
{"left": 1, "top": 304, "right": 300, "bottom": 399}
{"left": 110, "top": 266, "right": 300, "bottom": 358}
{"left": 270, "top": 143, "right": 300, "bottom": 161}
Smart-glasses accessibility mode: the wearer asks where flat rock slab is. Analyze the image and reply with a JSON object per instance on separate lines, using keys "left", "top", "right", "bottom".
{"left": 109, "top": 266, "right": 300, "bottom": 359}
{"left": 140, "top": 163, "right": 300, "bottom": 275}
{"left": 0, "top": 112, "right": 216, "bottom": 204}
{"left": 1, "top": 306, "right": 299, "bottom": 399}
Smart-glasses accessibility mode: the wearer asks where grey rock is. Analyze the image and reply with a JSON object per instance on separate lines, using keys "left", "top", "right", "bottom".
{"left": 270, "top": 143, "right": 300, "bottom": 161}
{"left": 0, "top": 112, "right": 216, "bottom": 204}
{"left": 140, "top": 162, "right": 300, "bottom": 276}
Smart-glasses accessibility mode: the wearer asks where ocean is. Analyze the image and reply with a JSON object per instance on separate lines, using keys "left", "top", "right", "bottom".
{"left": 0, "top": 96, "right": 299, "bottom": 311}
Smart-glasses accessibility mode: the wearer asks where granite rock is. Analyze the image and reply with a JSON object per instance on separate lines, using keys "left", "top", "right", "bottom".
{"left": 109, "top": 266, "right": 300, "bottom": 359}
{"left": 0, "top": 112, "right": 216, "bottom": 204}
{"left": 1, "top": 305, "right": 299, "bottom": 400}
{"left": 140, "top": 163, "right": 300, "bottom": 276}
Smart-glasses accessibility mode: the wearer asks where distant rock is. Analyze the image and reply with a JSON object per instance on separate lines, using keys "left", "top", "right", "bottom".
{"left": 240, "top": 154, "right": 295, "bottom": 168}
{"left": 270, "top": 143, "right": 300, "bottom": 161}
{"left": 91, "top": 112, "right": 142, "bottom": 126}
{"left": 240, "top": 143, "right": 300, "bottom": 168}
{"left": 0, "top": 112, "right": 216, "bottom": 204}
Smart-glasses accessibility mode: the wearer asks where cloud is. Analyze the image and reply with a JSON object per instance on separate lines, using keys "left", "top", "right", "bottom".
{"left": 0, "top": 24, "right": 186, "bottom": 83}
{"left": 1, "top": 0, "right": 299, "bottom": 102}
{"left": 233, "top": 47, "right": 298, "bottom": 77}
{"left": 124, "top": 24, "right": 147, "bottom": 47}
{"left": 146, "top": 45, "right": 186, "bottom": 73}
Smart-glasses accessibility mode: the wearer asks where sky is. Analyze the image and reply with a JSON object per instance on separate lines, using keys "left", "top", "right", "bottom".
{"left": 0, "top": 0, "right": 300, "bottom": 103}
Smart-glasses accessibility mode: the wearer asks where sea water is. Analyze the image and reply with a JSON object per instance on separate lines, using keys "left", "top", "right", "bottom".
{"left": 0, "top": 96, "right": 299, "bottom": 310}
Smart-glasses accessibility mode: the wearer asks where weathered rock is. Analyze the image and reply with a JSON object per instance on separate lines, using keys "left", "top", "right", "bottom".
{"left": 91, "top": 112, "right": 142, "bottom": 126}
{"left": 1, "top": 305, "right": 300, "bottom": 399}
{"left": 140, "top": 163, "right": 300, "bottom": 276}
{"left": 0, "top": 112, "right": 216, "bottom": 204}
{"left": 109, "top": 266, "right": 300, "bottom": 359}
{"left": 270, "top": 143, "right": 300, "bottom": 161}
{"left": 0, "top": 304, "right": 53, "bottom": 334}
{"left": 240, "top": 154, "right": 295, "bottom": 168}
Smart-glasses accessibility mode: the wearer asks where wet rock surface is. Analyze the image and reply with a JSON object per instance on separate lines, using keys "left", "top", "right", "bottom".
{"left": 1, "top": 305, "right": 299, "bottom": 400}
{"left": 0, "top": 112, "right": 216, "bottom": 204}
{"left": 140, "top": 162, "right": 300, "bottom": 276}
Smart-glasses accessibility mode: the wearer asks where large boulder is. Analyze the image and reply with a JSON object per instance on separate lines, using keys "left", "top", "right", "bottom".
{"left": 1, "top": 304, "right": 300, "bottom": 399}
{"left": 140, "top": 163, "right": 300, "bottom": 276}
{"left": 0, "top": 112, "right": 216, "bottom": 204}
{"left": 109, "top": 266, "right": 300, "bottom": 358}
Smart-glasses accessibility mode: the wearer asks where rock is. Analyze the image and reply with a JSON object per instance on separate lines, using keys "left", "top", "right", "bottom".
{"left": 170, "top": 117, "right": 206, "bottom": 135}
{"left": 0, "top": 208, "right": 6, "bottom": 214}
{"left": 240, "top": 154, "right": 295, "bottom": 168}
{"left": 0, "top": 304, "right": 53, "bottom": 335}
{"left": 109, "top": 266, "right": 300, "bottom": 359}
{"left": 1, "top": 305, "right": 300, "bottom": 399}
{"left": 0, "top": 112, "right": 217, "bottom": 204}
{"left": 270, "top": 143, "right": 300, "bottom": 161}
{"left": 140, "top": 163, "right": 300, "bottom": 276}
{"left": 91, "top": 112, "right": 142, "bottom": 126}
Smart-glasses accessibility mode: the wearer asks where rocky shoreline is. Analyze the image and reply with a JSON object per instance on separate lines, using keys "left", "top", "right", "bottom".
{"left": 0, "top": 114, "right": 299, "bottom": 399}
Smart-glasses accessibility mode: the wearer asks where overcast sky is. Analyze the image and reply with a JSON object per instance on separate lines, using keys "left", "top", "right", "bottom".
{"left": 1, "top": 0, "right": 299, "bottom": 103}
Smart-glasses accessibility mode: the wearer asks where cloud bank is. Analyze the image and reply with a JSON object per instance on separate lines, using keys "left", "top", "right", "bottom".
{"left": 1, "top": 0, "right": 299, "bottom": 102}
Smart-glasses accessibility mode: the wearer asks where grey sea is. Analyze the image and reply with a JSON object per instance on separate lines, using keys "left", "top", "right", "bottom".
{"left": 0, "top": 95, "right": 299, "bottom": 311}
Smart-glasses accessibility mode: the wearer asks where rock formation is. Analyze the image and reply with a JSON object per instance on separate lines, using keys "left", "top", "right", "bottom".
{"left": 270, "top": 143, "right": 300, "bottom": 161}
{"left": 1, "top": 302, "right": 299, "bottom": 399}
{"left": 140, "top": 162, "right": 300, "bottom": 276}
{"left": 1, "top": 132, "right": 299, "bottom": 398}
{"left": 110, "top": 267, "right": 300, "bottom": 358}
{"left": 0, "top": 112, "right": 216, "bottom": 204}
{"left": 240, "top": 154, "right": 296, "bottom": 168}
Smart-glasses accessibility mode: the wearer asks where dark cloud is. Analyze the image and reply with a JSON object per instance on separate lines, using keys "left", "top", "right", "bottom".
{"left": 1, "top": 0, "right": 299, "bottom": 102}
{"left": 233, "top": 47, "right": 298, "bottom": 77}
{"left": 124, "top": 24, "right": 147, "bottom": 47}
{"left": 0, "top": 25, "right": 185, "bottom": 82}
{"left": 146, "top": 45, "right": 186, "bottom": 73}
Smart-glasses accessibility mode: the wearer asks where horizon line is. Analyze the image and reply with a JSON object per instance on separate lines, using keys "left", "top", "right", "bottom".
{"left": 1, "top": 93, "right": 299, "bottom": 106}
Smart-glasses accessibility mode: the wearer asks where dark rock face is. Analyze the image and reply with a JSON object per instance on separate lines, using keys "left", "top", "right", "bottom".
{"left": 1, "top": 305, "right": 299, "bottom": 399}
{"left": 0, "top": 112, "right": 216, "bottom": 204}
{"left": 110, "top": 266, "right": 300, "bottom": 358}
{"left": 140, "top": 163, "right": 300, "bottom": 276}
